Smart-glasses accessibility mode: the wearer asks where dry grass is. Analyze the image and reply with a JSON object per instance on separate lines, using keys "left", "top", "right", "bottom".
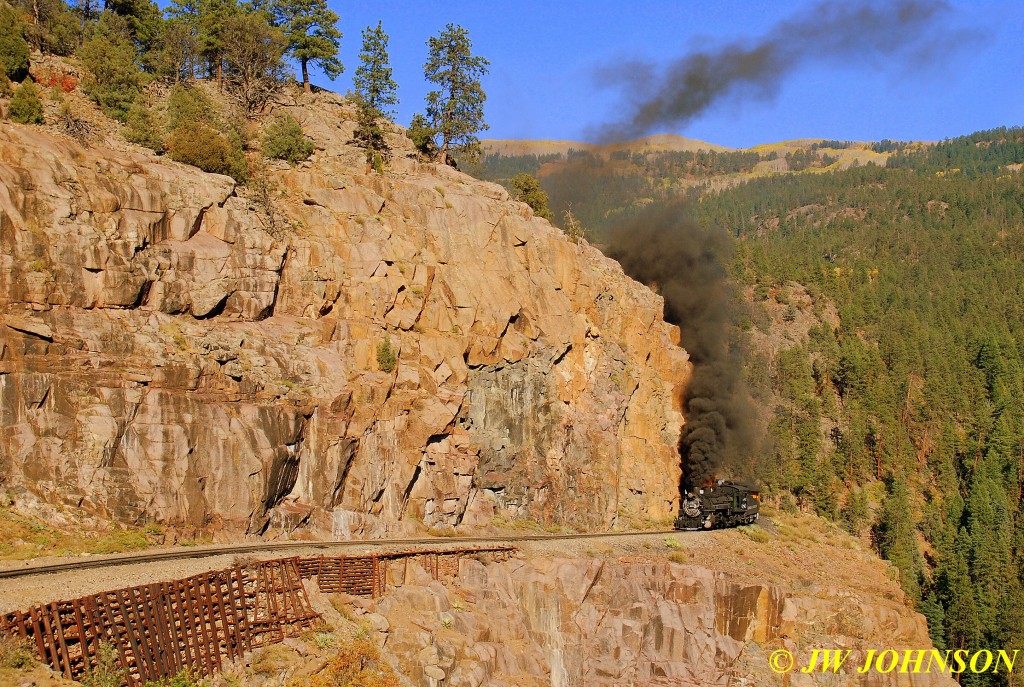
{"left": 250, "top": 644, "right": 295, "bottom": 676}
{"left": 738, "top": 525, "right": 771, "bottom": 544}
{"left": 0, "top": 506, "right": 163, "bottom": 560}
{"left": 289, "top": 636, "right": 399, "bottom": 687}
{"left": 329, "top": 595, "right": 355, "bottom": 622}
{"left": 668, "top": 551, "right": 688, "bottom": 564}
{"left": 0, "top": 635, "right": 37, "bottom": 670}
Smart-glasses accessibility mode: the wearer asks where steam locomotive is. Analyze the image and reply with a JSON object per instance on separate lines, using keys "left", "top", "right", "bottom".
{"left": 674, "top": 480, "right": 760, "bottom": 530}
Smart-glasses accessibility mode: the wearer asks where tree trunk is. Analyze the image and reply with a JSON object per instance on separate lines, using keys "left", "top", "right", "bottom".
{"left": 217, "top": 60, "right": 223, "bottom": 91}
{"left": 302, "top": 58, "right": 310, "bottom": 92}
{"left": 78, "top": 0, "right": 89, "bottom": 47}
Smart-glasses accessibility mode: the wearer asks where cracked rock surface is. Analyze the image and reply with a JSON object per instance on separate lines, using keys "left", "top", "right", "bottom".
{"left": 0, "top": 101, "right": 687, "bottom": 538}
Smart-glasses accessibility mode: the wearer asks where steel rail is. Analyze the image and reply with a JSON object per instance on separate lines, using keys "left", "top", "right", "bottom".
{"left": 0, "top": 529, "right": 679, "bottom": 579}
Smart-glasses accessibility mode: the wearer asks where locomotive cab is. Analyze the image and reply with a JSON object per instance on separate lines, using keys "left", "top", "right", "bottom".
{"left": 674, "top": 480, "right": 760, "bottom": 530}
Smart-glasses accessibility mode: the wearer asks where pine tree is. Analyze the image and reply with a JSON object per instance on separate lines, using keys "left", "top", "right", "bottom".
{"left": 195, "top": 0, "right": 239, "bottom": 89}
{"left": 13, "top": 0, "right": 77, "bottom": 55}
{"left": 104, "top": 0, "right": 162, "bottom": 58}
{"left": 0, "top": 3, "right": 30, "bottom": 81}
{"left": 220, "top": 10, "right": 286, "bottom": 114}
{"left": 423, "top": 23, "right": 489, "bottom": 166}
{"left": 164, "top": 0, "right": 201, "bottom": 79}
{"left": 152, "top": 15, "right": 195, "bottom": 82}
{"left": 270, "top": 0, "right": 342, "bottom": 93}
{"left": 875, "top": 477, "right": 923, "bottom": 603}
{"left": 940, "top": 528, "right": 983, "bottom": 653}
{"left": 352, "top": 21, "right": 397, "bottom": 156}
{"left": 79, "top": 11, "right": 141, "bottom": 121}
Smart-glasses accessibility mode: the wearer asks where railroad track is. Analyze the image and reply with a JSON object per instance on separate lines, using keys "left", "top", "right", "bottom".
{"left": 0, "top": 529, "right": 679, "bottom": 579}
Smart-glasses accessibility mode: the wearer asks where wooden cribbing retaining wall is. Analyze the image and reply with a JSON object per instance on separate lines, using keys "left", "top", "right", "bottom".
{"left": 0, "top": 546, "right": 514, "bottom": 686}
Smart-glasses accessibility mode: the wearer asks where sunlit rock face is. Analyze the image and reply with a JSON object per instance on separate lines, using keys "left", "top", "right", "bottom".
{"left": 0, "top": 106, "right": 687, "bottom": 537}
{"left": 377, "top": 555, "right": 957, "bottom": 687}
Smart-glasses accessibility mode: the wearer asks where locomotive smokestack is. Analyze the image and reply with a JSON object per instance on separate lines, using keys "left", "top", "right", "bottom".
{"left": 606, "top": 202, "right": 754, "bottom": 491}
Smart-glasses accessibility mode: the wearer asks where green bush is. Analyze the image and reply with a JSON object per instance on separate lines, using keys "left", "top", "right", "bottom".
{"left": 81, "top": 643, "right": 124, "bottom": 687}
{"left": 407, "top": 112, "right": 437, "bottom": 158}
{"left": 9, "top": 80, "right": 43, "bottom": 125}
{"left": 261, "top": 113, "right": 312, "bottom": 165}
{"left": 0, "top": 4, "right": 29, "bottom": 82}
{"left": 142, "top": 668, "right": 201, "bottom": 687}
{"left": 123, "top": 102, "right": 164, "bottom": 152}
{"left": 376, "top": 338, "right": 396, "bottom": 373}
{"left": 510, "top": 172, "right": 552, "bottom": 220}
{"left": 0, "top": 635, "right": 36, "bottom": 670}
{"left": 168, "top": 121, "right": 246, "bottom": 182}
{"left": 166, "top": 83, "right": 215, "bottom": 130}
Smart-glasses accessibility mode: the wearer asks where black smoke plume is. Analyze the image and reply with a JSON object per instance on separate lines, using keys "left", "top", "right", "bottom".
{"left": 606, "top": 203, "right": 755, "bottom": 490}
{"left": 592, "top": 0, "right": 978, "bottom": 141}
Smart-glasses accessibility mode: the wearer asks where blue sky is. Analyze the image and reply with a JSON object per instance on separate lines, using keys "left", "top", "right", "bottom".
{"left": 314, "top": 0, "right": 1022, "bottom": 148}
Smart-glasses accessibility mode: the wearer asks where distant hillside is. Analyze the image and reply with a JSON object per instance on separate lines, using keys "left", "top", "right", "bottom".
{"left": 467, "top": 135, "right": 901, "bottom": 236}
{"left": 483, "top": 133, "right": 732, "bottom": 158}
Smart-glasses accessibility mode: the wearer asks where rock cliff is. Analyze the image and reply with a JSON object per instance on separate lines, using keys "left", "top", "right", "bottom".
{"left": 0, "top": 92, "right": 688, "bottom": 537}
{"left": 376, "top": 555, "right": 954, "bottom": 687}
{"left": 300, "top": 527, "right": 956, "bottom": 687}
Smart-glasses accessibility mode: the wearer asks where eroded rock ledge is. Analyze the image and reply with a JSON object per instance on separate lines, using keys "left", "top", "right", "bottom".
{"left": 345, "top": 550, "right": 957, "bottom": 687}
{"left": 0, "top": 106, "right": 688, "bottom": 537}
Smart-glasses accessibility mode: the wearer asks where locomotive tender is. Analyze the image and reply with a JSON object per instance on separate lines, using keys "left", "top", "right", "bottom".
{"left": 674, "top": 479, "right": 760, "bottom": 530}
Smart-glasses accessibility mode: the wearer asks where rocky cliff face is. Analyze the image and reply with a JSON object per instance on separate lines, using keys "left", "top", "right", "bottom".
{"left": 308, "top": 528, "right": 956, "bottom": 687}
{"left": 376, "top": 555, "right": 954, "bottom": 687}
{"left": 0, "top": 93, "right": 688, "bottom": 537}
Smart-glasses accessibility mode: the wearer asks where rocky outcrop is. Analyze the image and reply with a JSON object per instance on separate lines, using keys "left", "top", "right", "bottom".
{"left": 0, "top": 95, "right": 688, "bottom": 537}
{"left": 369, "top": 553, "right": 956, "bottom": 687}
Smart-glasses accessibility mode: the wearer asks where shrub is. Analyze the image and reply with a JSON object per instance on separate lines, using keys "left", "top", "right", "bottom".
{"left": 250, "top": 644, "right": 292, "bottom": 676}
{"left": 81, "top": 643, "right": 125, "bottom": 687}
{"left": 562, "top": 208, "right": 586, "bottom": 244}
{"left": 9, "top": 80, "right": 43, "bottom": 125}
{"left": 123, "top": 102, "right": 164, "bottom": 152}
{"left": 142, "top": 669, "right": 201, "bottom": 687}
{"left": 166, "top": 83, "right": 216, "bottom": 130}
{"left": 56, "top": 99, "right": 91, "bottom": 141}
{"left": 738, "top": 525, "right": 771, "bottom": 543}
{"left": 34, "top": 67, "right": 77, "bottom": 93}
{"left": 303, "top": 636, "right": 400, "bottom": 687}
{"left": 0, "top": 635, "right": 36, "bottom": 670}
{"left": 261, "top": 114, "right": 312, "bottom": 165}
{"left": 247, "top": 156, "right": 284, "bottom": 236}
{"left": 407, "top": 112, "right": 436, "bottom": 159}
{"left": 0, "top": 4, "right": 29, "bottom": 82}
{"left": 168, "top": 121, "right": 247, "bottom": 182}
{"left": 510, "top": 173, "right": 552, "bottom": 220}
{"left": 376, "top": 338, "right": 396, "bottom": 373}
